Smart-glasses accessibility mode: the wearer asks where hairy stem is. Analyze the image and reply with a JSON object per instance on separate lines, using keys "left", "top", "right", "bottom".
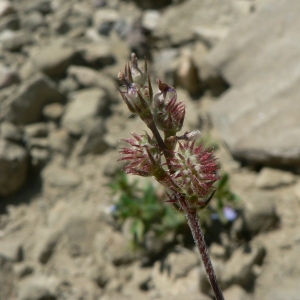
{"left": 181, "top": 200, "right": 224, "bottom": 300}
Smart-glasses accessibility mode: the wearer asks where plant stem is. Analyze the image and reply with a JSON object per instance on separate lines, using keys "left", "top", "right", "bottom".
{"left": 183, "top": 205, "right": 224, "bottom": 300}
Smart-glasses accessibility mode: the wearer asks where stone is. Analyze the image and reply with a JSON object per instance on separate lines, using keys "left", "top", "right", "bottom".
{"left": 2, "top": 73, "right": 64, "bottom": 125}
{"left": 93, "top": 8, "right": 119, "bottom": 29}
{"left": 36, "top": 230, "right": 61, "bottom": 264}
{"left": 24, "top": 123, "right": 48, "bottom": 139}
{"left": 231, "top": 192, "right": 279, "bottom": 239}
{"left": 0, "top": 237, "right": 23, "bottom": 262}
{"left": 42, "top": 164, "right": 81, "bottom": 189}
{"left": 21, "top": 11, "right": 45, "bottom": 31}
{"left": 13, "top": 263, "right": 34, "bottom": 278}
{"left": 0, "top": 30, "right": 32, "bottom": 51}
{"left": 0, "top": 1, "right": 15, "bottom": 18}
{"left": 25, "top": 0, "right": 51, "bottom": 15}
{"left": 80, "top": 43, "right": 115, "bottom": 68}
{"left": 0, "top": 121, "right": 22, "bottom": 142}
{"left": 221, "top": 243, "right": 266, "bottom": 289}
{"left": 0, "top": 65, "right": 19, "bottom": 89}
{"left": 48, "top": 129, "right": 73, "bottom": 156}
{"left": 0, "top": 139, "right": 28, "bottom": 197}
{"left": 31, "top": 41, "right": 78, "bottom": 77}
{"left": 42, "top": 103, "right": 64, "bottom": 122}
{"left": 223, "top": 284, "right": 247, "bottom": 300}
{"left": 29, "top": 147, "right": 50, "bottom": 169}
{"left": 175, "top": 49, "right": 202, "bottom": 96}
{"left": 0, "top": 14, "right": 20, "bottom": 31}
{"left": 141, "top": 10, "right": 160, "bottom": 31}
{"left": 17, "top": 276, "right": 58, "bottom": 300}
{"left": 193, "top": 26, "right": 229, "bottom": 48}
{"left": 153, "top": 0, "right": 239, "bottom": 46}
{"left": 256, "top": 167, "right": 296, "bottom": 189}
{"left": 74, "top": 118, "right": 108, "bottom": 156}
{"left": 62, "top": 88, "right": 109, "bottom": 136}
{"left": 207, "top": 0, "right": 300, "bottom": 167}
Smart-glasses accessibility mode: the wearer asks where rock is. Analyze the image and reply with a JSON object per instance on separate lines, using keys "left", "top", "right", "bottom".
{"left": 0, "top": 139, "right": 28, "bottom": 197}
{"left": 0, "top": 237, "right": 23, "bottom": 262}
{"left": 74, "top": 118, "right": 108, "bottom": 156}
{"left": 0, "top": 30, "right": 32, "bottom": 51}
{"left": 141, "top": 10, "right": 160, "bottom": 31}
{"left": 2, "top": 73, "right": 64, "bottom": 125}
{"left": 221, "top": 243, "right": 266, "bottom": 289}
{"left": 164, "top": 247, "right": 199, "bottom": 280}
{"left": 31, "top": 41, "right": 78, "bottom": 77}
{"left": 223, "top": 284, "right": 247, "bottom": 300}
{"left": 256, "top": 167, "right": 296, "bottom": 189}
{"left": 42, "top": 164, "right": 81, "bottom": 188}
{"left": 94, "top": 227, "right": 135, "bottom": 266}
{"left": 209, "top": 243, "right": 227, "bottom": 260}
{"left": 13, "top": 263, "right": 34, "bottom": 278}
{"left": 25, "top": 0, "right": 52, "bottom": 15}
{"left": 24, "top": 123, "right": 48, "bottom": 139}
{"left": 0, "top": 65, "right": 19, "bottom": 89}
{"left": 207, "top": 0, "right": 300, "bottom": 167}
{"left": 153, "top": 0, "right": 239, "bottom": 46}
{"left": 36, "top": 230, "right": 61, "bottom": 264}
{"left": 232, "top": 192, "right": 279, "bottom": 239}
{"left": 17, "top": 276, "right": 58, "bottom": 300}
{"left": 48, "top": 129, "right": 73, "bottom": 156}
{"left": 0, "top": 1, "right": 15, "bottom": 18}
{"left": 21, "top": 11, "right": 45, "bottom": 31}
{"left": 175, "top": 49, "right": 202, "bottom": 96}
{"left": 58, "top": 76, "right": 79, "bottom": 94}
{"left": 67, "top": 66, "right": 118, "bottom": 102}
{"left": 30, "top": 147, "right": 51, "bottom": 170}
{"left": 0, "top": 121, "right": 22, "bottom": 142}
{"left": 0, "top": 14, "right": 20, "bottom": 31}
{"left": 193, "top": 26, "right": 229, "bottom": 49}
{"left": 93, "top": 8, "right": 119, "bottom": 29}
{"left": 62, "top": 88, "right": 109, "bottom": 136}
{"left": 42, "top": 103, "right": 64, "bottom": 122}
{"left": 80, "top": 43, "right": 115, "bottom": 68}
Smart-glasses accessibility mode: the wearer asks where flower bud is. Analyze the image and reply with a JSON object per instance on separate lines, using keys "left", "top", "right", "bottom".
{"left": 153, "top": 79, "right": 185, "bottom": 134}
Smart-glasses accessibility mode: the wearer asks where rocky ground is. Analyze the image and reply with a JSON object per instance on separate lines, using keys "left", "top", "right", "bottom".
{"left": 1, "top": 0, "right": 300, "bottom": 299}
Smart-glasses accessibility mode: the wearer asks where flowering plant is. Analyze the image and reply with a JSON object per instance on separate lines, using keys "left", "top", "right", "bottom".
{"left": 117, "top": 53, "right": 224, "bottom": 300}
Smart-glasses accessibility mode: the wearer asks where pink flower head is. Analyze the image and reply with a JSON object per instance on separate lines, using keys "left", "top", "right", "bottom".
{"left": 119, "top": 132, "right": 161, "bottom": 177}
{"left": 167, "top": 141, "right": 220, "bottom": 206}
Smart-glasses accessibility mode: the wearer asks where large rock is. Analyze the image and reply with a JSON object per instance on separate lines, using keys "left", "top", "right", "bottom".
{"left": 153, "top": 0, "right": 240, "bottom": 46}
{"left": 62, "top": 88, "right": 109, "bottom": 136}
{"left": 0, "top": 139, "right": 28, "bottom": 197}
{"left": 1, "top": 73, "right": 64, "bottom": 125}
{"left": 207, "top": 0, "right": 300, "bottom": 167}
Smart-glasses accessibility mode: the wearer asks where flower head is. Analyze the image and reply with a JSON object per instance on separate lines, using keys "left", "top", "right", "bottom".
{"left": 119, "top": 132, "right": 161, "bottom": 177}
{"left": 167, "top": 141, "right": 219, "bottom": 207}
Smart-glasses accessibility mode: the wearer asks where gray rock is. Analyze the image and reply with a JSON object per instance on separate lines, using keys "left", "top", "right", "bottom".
{"left": 0, "top": 64, "right": 19, "bottom": 89}
{"left": 153, "top": 0, "right": 239, "bottom": 46}
{"left": 13, "top": 263, "right": 34, "bottom": 278}
{"left": 221, "top": 243, "right": 266, "bottom": 289}
{"left": 21, "top": 11, "right": 45, "bottom": 31}
{"left": 31, "top": 41, "right": 77, "bottom": 77}
{"left": 24, "top": 123, "right": 48, "bottom": 138}
{"left": 256, "top": 167, "right": 296, "bottom": 189}
{"left": 25, "top": 0, "right": 51, "bottom": 15}
{"left": 0, "top": 121, "right": 22, "bottom": 142}
{"left": 30, "top": 147, "right": 50, "bottom": 169}
{"left": 0, "top": 30, "right": 32, "bottom": 51}
{"left": 223, "top": 284, "right": 247, "bottom": 300}
{"left": 17, "top": 276, "right": 58, "bottom": 300}
{"left": 193, "top": 26, "right": 229, "bottom": 49}
{"left": 0, "top": 237, "right": 23, "bottom": 262}
{"left": 0, "top": 139, "right": 28, "bottom": 197}
{"left": 58, "top": 76, "right": 79, "bottom": 94}
{"left": 80, "top": 42, "right": 115, "bottom": 68}
{"left": 48, "top": 129, "right": 73, "bottom": 156}
{"left": 0, "top": 1, "right": 15, "bottom": 18}
{"left": 74, "top": 118, "right": 108, "bottom": 156}
{"left": 42, "top": 103, "right": 64, "bottom": 122}
{"left": 42, "top": 164, "right": 81, "bottom": 188}
{"left": 62, "top": 88, "right": 109, "bottom": 136}
{"left": 141, "top": 10, "right": 160, "bottom": 31}
{"left": 0, "top": 14, "right": 20, "bottom": 31}
{"left": 2, "top": 73, "right": 64, "bottom": 125}
{"left": 207, "top": 0, "right": 300, "bottom": 167}
{"left": 93, "top": 8, "right": 119, "bottom": 29}
{"left": 232, "top": 192, "right": 279, "bottom": 238}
